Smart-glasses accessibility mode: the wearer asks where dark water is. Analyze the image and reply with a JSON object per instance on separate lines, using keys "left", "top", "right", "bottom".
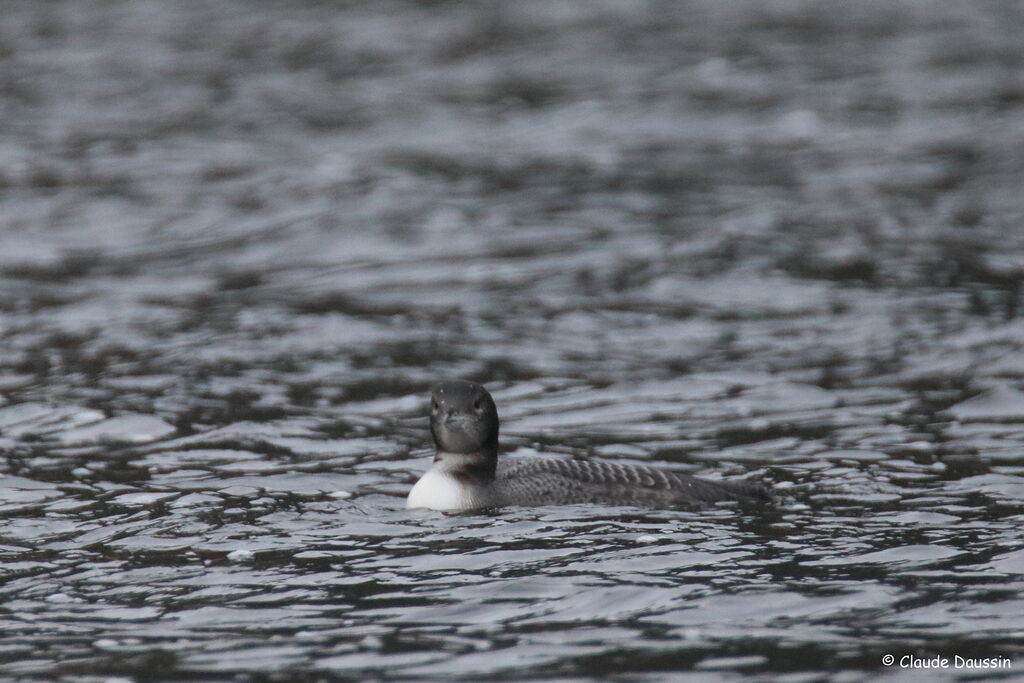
{"left": 2, "top": 0, "right": 1024, "bottom": 679}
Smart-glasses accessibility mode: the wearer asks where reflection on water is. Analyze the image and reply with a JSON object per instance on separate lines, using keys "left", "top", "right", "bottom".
{"left": 2, "top": 0, "right": 1024, "bottom": 678}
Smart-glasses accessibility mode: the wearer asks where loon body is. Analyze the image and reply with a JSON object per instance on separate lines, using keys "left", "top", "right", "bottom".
{"left": 407, "top": 380, "right": 770, "bottom": 512}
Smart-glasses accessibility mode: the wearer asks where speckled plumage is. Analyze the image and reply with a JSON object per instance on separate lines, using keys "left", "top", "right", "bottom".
{"left": 492, "top": 456, "right": 770, "bottom": 507}
{"left": 408, "top": 379, "right": 771, "bottom": 511}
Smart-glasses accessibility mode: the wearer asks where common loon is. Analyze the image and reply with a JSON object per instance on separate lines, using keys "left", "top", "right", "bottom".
{"left": 406, "top": 380, "right": 770, "bottom": 511}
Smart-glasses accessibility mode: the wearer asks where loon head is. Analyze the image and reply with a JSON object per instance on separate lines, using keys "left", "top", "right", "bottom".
{"left": 429, "top": 380, "right": 499, "bottom": 457}
{"left": 408, "top": 380, "right": 500, "bottom": 510}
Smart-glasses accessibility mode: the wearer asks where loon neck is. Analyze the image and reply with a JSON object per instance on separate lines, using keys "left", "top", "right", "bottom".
{"left": 433, "top": 449, "right": 498, "bottom": 484}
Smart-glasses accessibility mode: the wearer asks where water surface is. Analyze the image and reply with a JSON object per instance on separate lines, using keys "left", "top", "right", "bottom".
{"left": 2, "top": 0, "right": 1024, "bottom": 678}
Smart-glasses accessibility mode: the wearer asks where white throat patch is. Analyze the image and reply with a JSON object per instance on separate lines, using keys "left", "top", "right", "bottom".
{"left": 406, "top": 466, "right": 470, "bottom": 511}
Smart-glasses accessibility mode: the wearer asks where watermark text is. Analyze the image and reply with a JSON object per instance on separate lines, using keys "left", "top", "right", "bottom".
{"left": 881, "top": 654, "right": 1012, "bottom": 670}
